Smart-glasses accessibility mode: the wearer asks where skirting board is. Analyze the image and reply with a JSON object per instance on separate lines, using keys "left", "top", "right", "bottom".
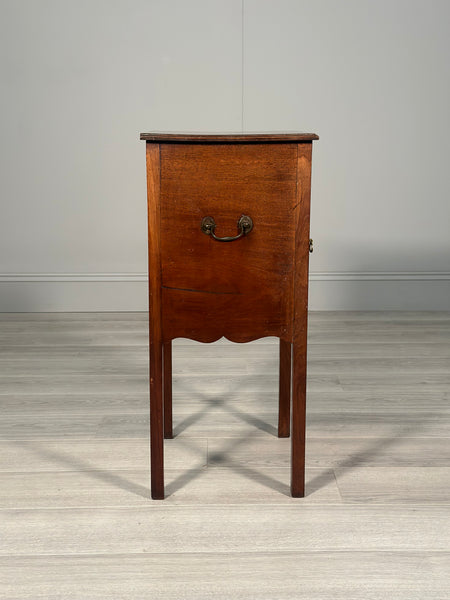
{"left": 0, "top": 272, "right": 449, "bottom": 311}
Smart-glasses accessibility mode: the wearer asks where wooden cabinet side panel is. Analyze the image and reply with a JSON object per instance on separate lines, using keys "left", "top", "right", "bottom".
{"left": 293, "top": 142, "right": 312, "bottom": 336}
{"left": 159, "top": 143, "right": 298, "bottom": 343}
{"left": 147, "top": 143, "right": 162, "bottom": 323}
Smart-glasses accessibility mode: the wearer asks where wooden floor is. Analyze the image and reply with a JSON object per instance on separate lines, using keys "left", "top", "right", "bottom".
{"left": 0, "top": 312, "right": 449, "bottom": 599}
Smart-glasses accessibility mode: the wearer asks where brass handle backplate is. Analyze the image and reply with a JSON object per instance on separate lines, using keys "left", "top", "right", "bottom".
{"left": 201, "top": 215, "right": 253, "bottom": 242}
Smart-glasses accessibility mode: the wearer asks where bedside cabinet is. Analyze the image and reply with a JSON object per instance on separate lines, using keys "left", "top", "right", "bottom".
{"left": 140, "top": 132, "right": 319, "bottom": 499}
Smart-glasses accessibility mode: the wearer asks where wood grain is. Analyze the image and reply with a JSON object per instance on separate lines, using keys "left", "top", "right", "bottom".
{"left": 0, "top": 438, "right": 207, "bottom": 471}
{"left": 146, "top": 143, "right": 164, "bottom": 499}
{"left": 159, "top": 143, "right": 298, "bottom": 343}
{"left": 1, "top": 505, "right": 448, "bottom": 555}
{"left": 278, "top": 339, "right": 291, "bottom": 437}
{"left": 207, "top": 436, "right": 450, "bottom": 468}
{"left": 163, "top": 341, "right": 173, "bottom": 439}
{"left": 1, "top": 552, "right": 447, "bottom": 600}
{"left": 291, "top": 142, "right": 313, "bottom": 496}
{"left": 334, "top": 467, "right": 450, "bottom": 503}
{"left": 0, "top": 467, "right": 341, "bottom": 508}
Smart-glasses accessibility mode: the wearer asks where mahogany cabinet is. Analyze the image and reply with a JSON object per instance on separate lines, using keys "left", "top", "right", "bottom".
{"left": 140, "top": 132, "right": 318, "bottom": 499}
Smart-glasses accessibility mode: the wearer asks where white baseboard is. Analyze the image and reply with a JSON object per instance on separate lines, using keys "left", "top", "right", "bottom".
{"left": 0, "top": 272, "right": 449, "bottom": 311}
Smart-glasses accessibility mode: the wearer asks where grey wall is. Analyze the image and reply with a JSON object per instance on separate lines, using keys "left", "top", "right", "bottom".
{"left": 1, "top": 0, "right": 449, "bottom": 310}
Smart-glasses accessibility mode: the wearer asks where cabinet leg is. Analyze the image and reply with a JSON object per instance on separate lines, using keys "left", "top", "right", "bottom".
{"left": 150, "top": 338, "right": 164, "bottom": 499}
{"left": 278, "top": 339, "right": 291, "bottom": 438}
{"left": 163, "top": 341, "right": 173, "bottom": 439}
{"left": 291, "top": 337, "right": 307, "bottom": 497}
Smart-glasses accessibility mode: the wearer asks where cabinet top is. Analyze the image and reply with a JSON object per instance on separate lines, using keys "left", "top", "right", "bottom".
{"left": 139, "top": 132, "right": 319, "bottom": 142}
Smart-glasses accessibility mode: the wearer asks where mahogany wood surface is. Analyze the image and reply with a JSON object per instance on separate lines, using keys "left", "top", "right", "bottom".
{"left": 163, "top": 342, "right": 173, "bottom": 440}
{"left": 160, "top": 143, "right": 298, "bottom": 343}
{"left": 278, "top": 340, "right": 292, "bottom": 438}
{"left": 140, "top": 132, "right": 319, "bottom": 142}
{"left": 146, "top": 143, "right": 164, "bottom": 500}
{"left": 291, "top": 143, "right": 313, "bottom": 498}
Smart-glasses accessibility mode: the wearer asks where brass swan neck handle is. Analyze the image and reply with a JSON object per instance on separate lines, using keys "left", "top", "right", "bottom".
{"left": 201, "top": 215, "right": 253, "bottom": 242}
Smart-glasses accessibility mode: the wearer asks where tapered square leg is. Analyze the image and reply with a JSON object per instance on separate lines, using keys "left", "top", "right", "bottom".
{"left": 291, "top": 336, "right": 307, "bottom": 497}
{"left": 278, "top": 339, "right": 291, "bottom": 438}
{"left": 147, "top": 142, "right": 164, "bottom": 500}
{"left": 290, "top": 141, "right": 312, "bottom": 498}
{"left": 163, "top": 341, "right": 173, "bottom": 439}
{"left": 150, "top": 337, "right": 164, "bottom": 499}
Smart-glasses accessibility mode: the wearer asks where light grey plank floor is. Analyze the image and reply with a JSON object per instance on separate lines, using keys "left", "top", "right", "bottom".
{"left": 1, "top": 552, "right": 448, "bottom": 600}
{"left": 0, "top": 311, "right": 449, "bottom": 599}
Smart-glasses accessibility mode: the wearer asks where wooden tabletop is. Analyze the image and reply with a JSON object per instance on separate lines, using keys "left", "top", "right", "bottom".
{"left": 140, "top": 132, "right": 319, "bottom": 142}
